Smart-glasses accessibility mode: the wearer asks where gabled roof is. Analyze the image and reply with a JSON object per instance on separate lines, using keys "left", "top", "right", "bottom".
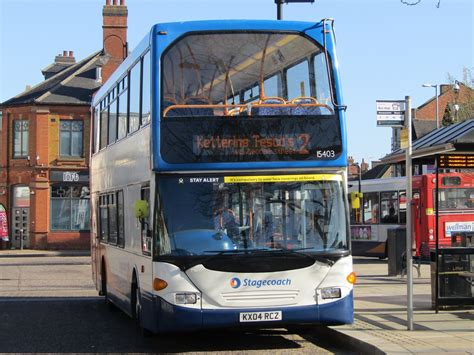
{"left": 413, "top": 119, "right": 437, "bottom": 140}
{"left": 381, "top": 119, "right": 474, "bottom": 163}
{"left": 361, "top": 164, "right": 391, "bottom": 180}
{"left": 1, "top": 51, "right": 106, "bottom": 107}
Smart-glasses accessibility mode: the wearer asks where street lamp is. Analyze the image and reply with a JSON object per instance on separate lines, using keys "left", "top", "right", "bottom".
{"left": 422, "top": 84, "right": 439, "bottom": 129}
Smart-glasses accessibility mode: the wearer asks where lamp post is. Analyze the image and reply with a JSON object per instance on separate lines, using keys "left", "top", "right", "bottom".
{"left": 422, "top": 84, "right": 439, "bottom": 129}
{"left": 355, "top": 162, "right": 361, "bottom": 194}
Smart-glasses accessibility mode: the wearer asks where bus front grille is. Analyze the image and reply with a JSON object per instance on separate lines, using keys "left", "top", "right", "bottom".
{"left": 220, "top": 290, "right": 300, "bottom": 305}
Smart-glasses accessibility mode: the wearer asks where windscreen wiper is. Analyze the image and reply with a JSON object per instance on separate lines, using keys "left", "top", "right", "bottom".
{"left": 202, "top": 248, "right": 272, "bottom": 255}
{"left": 276, "top": 248, "right": 337, "bottom": 266}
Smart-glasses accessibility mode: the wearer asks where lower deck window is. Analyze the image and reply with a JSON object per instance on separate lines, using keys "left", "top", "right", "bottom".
{"left": 51, "top": 184, "right": 90, "bottom": 231}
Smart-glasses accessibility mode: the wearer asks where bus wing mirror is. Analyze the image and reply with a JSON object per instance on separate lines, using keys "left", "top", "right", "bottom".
{"left": 350, "top": 192, "right": 363, "bottom": 209}
{"left": 135, "top": 200, "right": 149, "bottom": 219}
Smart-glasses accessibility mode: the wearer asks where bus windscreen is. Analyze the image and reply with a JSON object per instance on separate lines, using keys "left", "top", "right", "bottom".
{"left": 155, "top": 174, "right": 348, "bottom": 257}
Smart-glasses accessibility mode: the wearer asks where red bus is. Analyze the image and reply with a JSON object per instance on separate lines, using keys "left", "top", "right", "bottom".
{"left": 349, "top": 172, "right": 474, "bottom": 258}
{"left": 413, "top": 172, "right": 474, "bottom": 257}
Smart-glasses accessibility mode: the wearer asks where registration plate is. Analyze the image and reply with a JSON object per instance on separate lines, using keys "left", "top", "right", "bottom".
{"left": 239, "top": 311, "right": 282, "bottom": 322}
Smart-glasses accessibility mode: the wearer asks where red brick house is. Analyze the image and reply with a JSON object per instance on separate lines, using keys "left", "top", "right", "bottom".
{"left": 0, "top": 0, "right": 128, "bottom": 249}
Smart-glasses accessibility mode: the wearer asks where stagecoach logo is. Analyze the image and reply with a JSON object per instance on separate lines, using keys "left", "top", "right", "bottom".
{"left": 230, "top": 277, "right": 292, "bottom": 289}
{"left": 230, "top": 277, "right": 241, "bottom": 289}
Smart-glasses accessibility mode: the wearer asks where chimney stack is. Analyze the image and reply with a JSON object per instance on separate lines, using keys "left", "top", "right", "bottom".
{"left": 42, "top": 50, "right": 76, "bottom": 80}
{"left": 102, "top": 0, "right": 128, "bottom": 83}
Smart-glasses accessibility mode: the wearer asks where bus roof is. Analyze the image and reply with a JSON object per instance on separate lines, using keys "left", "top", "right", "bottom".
{"left": 93, "top": 19, "right": 332, "bottom": 104}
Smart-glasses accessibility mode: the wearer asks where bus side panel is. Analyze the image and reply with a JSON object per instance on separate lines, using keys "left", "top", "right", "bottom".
{"left": 90, "top": 128, "right": 153, "bottom": 313}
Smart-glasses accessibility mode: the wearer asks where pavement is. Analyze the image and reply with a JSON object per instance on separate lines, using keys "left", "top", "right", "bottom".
{"left": 326, "top": 257, "right": 474, "bottom": 354}
{"left": 1, "top": 249, "right": 472, "bottom": 354}
{"left": 0, "top": 248, "right": 90, "bottom": 258}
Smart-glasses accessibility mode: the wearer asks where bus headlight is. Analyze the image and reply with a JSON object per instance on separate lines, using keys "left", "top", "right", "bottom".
{"left": 175, "top": 292, "right": 199, "bottom": 304}
{"left": 320, "top": 287, "right": 341, "bottom": 299}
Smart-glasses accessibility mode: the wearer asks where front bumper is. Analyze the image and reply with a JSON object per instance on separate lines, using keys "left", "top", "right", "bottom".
{"left": 140, "top": 290, "right": 354, "bottom": 333}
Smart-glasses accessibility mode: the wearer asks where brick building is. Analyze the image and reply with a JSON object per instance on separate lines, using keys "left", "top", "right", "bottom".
{"left": 0, "top": 0, "right": 128, "bottom": 249}
{"left": 391, "top": 82, "right": 473, "bottom": 157}
{"left": 415, "top": 83, "right": 473, "bottom": 126}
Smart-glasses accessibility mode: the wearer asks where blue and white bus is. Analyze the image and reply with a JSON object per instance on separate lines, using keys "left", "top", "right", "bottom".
{"left": 91, "top": 20, "right": 354, "bottom": 334}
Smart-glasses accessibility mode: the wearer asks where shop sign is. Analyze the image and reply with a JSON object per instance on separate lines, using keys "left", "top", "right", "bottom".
{"left": 50, "top": 171, "right": 89, "bottom": 183}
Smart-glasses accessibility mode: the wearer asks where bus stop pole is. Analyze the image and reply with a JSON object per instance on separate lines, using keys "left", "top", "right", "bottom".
{"left": 405, "top": 96, "right": 414, "bottom": 331}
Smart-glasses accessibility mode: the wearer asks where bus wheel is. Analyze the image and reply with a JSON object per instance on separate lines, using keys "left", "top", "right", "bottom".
{"left": 133, "top": 285, "right": 152, "bottom": 337}
{"left": 102, "top": 264, "right": 113, "bottom": 309}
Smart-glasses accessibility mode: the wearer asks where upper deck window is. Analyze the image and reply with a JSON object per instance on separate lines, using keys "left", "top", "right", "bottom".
{"left": 161, "top": 32, "right": 335, "bottom": 118}
{"left": 160, "top": 32, "right": 342, "bottom": 164}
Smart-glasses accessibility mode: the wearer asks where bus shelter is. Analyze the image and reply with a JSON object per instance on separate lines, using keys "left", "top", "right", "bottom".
{"left": 381, "top": 120, "right": 474, "bottom": 311}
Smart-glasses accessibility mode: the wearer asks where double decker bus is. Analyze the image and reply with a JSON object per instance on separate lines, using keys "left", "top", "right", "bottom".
{"left": 349, "top": 172, "right": 474, "bottom": 258}
{"left": 91, "top": 20, "right": 353, "bottom": 333}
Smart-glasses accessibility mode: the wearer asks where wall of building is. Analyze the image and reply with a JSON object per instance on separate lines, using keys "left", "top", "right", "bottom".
{"left": 0, "top": 105, "right": 91, "bottom": 249}
{"left": 416, "top": 85, "right": 472, "bottom": 124}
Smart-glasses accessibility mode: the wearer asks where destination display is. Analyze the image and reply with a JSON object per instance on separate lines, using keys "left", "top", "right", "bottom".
{"left": 438, "top": 154, "right": 474, "bottom": 169}
{"left": 160, "top": 115, "right": 342, "bottom": 163}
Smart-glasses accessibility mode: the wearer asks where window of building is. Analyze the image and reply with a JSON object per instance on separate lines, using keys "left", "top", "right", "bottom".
{"left": 141, "top": 51, "right": 151, "bottom": 126}
{"left": 60, "top": 120, "right": 83, "bottom": 157}
{"left": 51, "top": 184, "right": 90, "bottom": 231}
{"left": 13, "top": 120, "right": 29, "bottom": 158}
{"left": 129, "top": 60, "right": 141, "bottom": 133}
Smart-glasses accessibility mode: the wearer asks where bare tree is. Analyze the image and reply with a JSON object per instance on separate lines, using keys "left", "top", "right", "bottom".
{"left": 443, "top": 67, "right": 474, "bottom": 125}
{"left": 400, "top": 0, "right": 441, "bottom": 7}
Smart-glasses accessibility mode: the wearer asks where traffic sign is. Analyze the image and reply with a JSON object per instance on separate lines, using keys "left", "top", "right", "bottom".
{"left": 376, "top": 100, "right": 406, "bottom": 127}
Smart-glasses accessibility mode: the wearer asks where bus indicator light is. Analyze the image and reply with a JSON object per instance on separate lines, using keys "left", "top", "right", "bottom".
{"left": 153, "top": 278, "right": 168, "bottom": 291}
{"left": 346, "top": 272, "right": 357, "bottom": 284}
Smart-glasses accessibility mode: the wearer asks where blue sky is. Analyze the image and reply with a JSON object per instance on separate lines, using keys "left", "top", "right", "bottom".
{"left": 1, "top": 0, "right": 472, "bottom": 163}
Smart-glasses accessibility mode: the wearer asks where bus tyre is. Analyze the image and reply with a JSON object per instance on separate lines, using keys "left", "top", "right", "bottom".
{"left": 102, "top": 265, "right": 114, "bottom": 309}
{"left": 133, "top": 285, "right": 152, "bottom": 337}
